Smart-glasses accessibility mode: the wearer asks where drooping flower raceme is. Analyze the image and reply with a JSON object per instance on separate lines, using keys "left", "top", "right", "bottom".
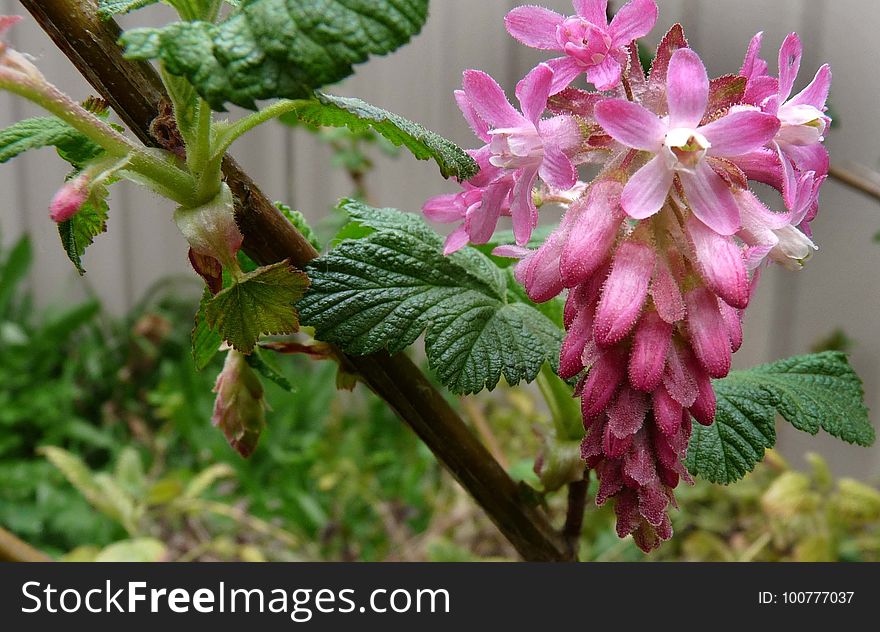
{"left": 423, "top": 4, "right": 832, "bottom": 552}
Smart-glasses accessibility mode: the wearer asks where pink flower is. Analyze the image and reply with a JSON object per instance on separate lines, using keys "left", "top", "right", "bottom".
{"left": 741, "top": 32, "right": 832, "bottom": 208}
{"left": 49, "top": 174, "right": 90, "bottom": 222}
{"left": 505, "top": 0, "right": 658, "bottom": 92}
{"left": 457, "top": 64, "right": 581, "bottom": 245}
{"left": 594, "top": 48, "right": 780, "bottom": 235}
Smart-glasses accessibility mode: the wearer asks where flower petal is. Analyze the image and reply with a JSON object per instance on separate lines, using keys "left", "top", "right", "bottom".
{"left": 585, "top": 52, "right": 624, "bottom": 91}
{"left": 539, "top": 143, "right": 577, "bottom": 190}
{"left": 423, "top": 193, "right": 464, "bottom": 223}
{"left": 666, "top": 48, "right": 708, "bottom": 129}
{"left": 560, "top": 181, "right": 624, "bottom": 286}
{"left": 609, "top": 0, "right": 658, "bottom": 48}
{"left": 702, "top": 110, "right": 779, "bottom": 157}
{"left": 510, "top": 166, "right": 540, "bottom": 245}
{"left": 545, "top": 56, "right": 586, "bottom": 95}
{"left": 679, "top": 160, "right": 740, "bottom": 235}
{"left": 789, "top": 64, "right": 831, "bottom": 109}
{"left": 505, "top": 5, "right": 566, "bottom": 50}
{"left": 454, "top": 90, "right": 491, "bottom": 143}
{"left": 621, "top": 154, "right": 674, "bottom": 219}
{"left": 740, "top": 32, "right": 768, "bottom": 80}
{"left": 777, "top": 32, "right": 802, "bottom": 102}
{"left": 594, "top": 99, "right": 665, "bottom": 150}
{"left": 462, "top": 69, "right": 524, "bottom": 129}
{"left": 687, "top": 214, "right": 750, "bottom": 309}
{"left": 443, "top": 225, "right": 470, "bottom": 255}
{"left": 466, "top": 180, "right": 509, "bottom": 244}
{"left": 574, "top": 0, "right": 608, "bottom": 26}
{"left": 516, "top": 63, "right": 554, "bottom": 124}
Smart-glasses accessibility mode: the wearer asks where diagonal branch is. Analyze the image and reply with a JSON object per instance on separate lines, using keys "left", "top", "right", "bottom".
{"left": 18, "top": 0, "right": 571, "bottom": 562}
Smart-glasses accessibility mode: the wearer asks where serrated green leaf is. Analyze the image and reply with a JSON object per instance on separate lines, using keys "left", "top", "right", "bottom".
{"left": 121, "top": 0, "right": 430, "bottom": 110}
{"left": 57, "top": 187, "right": 110, "bottom": 276}
{"left": 297, "top": 200, "right": 563, "bottom": 395}
{"left": 205, "top": 261, "right": 309, "bottom": 353}
{"left": 97, "top": 0, "right": 161, "bottom": 18}
{"left": 192, "top": 288, "right": 224, "bottom": 370}
{"left": 0, "top": 117, "right": 103, "bottom": 167}
{"left": 279, "top": 93, "right": 478, "bottom": 180}
{"left": 686, "top": 352, "right": 873, "bottom": 485}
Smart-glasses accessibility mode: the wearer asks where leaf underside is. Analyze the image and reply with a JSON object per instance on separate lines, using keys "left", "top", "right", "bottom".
{"left": 121, "top": 0, "right": 430, "bottom": 110}
{"left": 280, "top": 93, "right": 479, "bottom": 181}
{"left": 686, "top": 352, "right": 873, "bottom": 485}
{"left": 297, "top": 200, "right": 563, "bottom": 395}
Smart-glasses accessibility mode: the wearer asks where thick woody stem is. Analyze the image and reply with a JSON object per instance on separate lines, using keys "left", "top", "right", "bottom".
{"left": 18, "top": 0, "right": 572, "bottom": 562}
{"left": 0, "top": 526, "right": 52, "bottom": 562}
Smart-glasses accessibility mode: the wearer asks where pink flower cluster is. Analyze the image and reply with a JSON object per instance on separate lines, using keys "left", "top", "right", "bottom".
{"left": 424, "top": 0, "right": 831, "bottom": 551}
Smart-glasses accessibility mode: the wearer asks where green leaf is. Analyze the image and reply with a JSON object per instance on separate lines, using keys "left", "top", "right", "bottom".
{"left": 94, "top": 538, "right": 167, "bottom": 562}
{"left": 121, "top": 0, "right": 430, "bottom": 110}
{"left": 204, "top": 261, "right": 309, "bottom": 353}
{"left": 245, "top": 348, "right": 295, "bottom": 392}
{"left": 0, "top": 236, "right": 32, "bottom": 317}
{"left": 97, "top": 0, "right": 161, "bottom": 18}
{"left": 279, "top": 93, "right": 479, "bottom": 180}
{"left": 297, "top": 200, "right": 563, "bottom": 395}
{"left": 57, "top": 186, "right": 111, "bottom": 276}
{"left": 686, "top": 352, "right": 873, "bottom": 485}
{"left": 0, "top": 117, "right": 103, "bottom": 167}
{"left": 192, "top": 288, "right": 224, "bottom": 370}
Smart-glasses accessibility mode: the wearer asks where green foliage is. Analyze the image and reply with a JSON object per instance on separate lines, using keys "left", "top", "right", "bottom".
{"left": 687, "top": 352, "right": 873, "bottom": 485}
{"left": 298, "top": 200, "right": 563, "bottom": 395}
{"left": 276, "top": 202, "right": 322, "bottom": 251}
{"left": 57, "top": 188, "right": 111, "bottom": 276}
{"left": 121, "top": 0, "right": 431, "bottom": 110}
{"left": 279, "top": 93, "right": 479, "bottom": 180}
{"left": 204, "top": 262, "right": 309, "bottom": 353}
{"left": 98, "top": 0, "right": 163, "bottom": 18}
{"left": 98, "top": 0, "right": 240, "bottom": 21}
{"left": 191, "top": 288, "right": 224, "bottom": 369}
{"left": 0, "top": 116, "right": 102, "bottom": 166}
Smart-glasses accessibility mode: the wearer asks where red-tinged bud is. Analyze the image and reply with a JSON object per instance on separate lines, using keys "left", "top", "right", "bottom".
{"left": 623, "top": 432, "right": 658, "bottom": 486}
{"left": 718, "top": 299, "right": 744, "bottom": 352}
{"left": 637, "top": 480, "right": 670, "bottom": 528}
{"left": 607, "top": 387, "right": 649, "bottom": 439}
{"left": 49, "top": 175, "right": 89, "bottom": 222}
{"left": 688, "top": 353, "right": 717, "bottom": 426}
{"left": 212, "top": 350, "right": 266, "bottom": 458}
{"left": 580, "top": 347, "right": 627, "bottom": 417}
{"left": 559, "top": 307, "right": 593, "bottom": 379}
{"left": 174, "top": 184, "right": 243, "bottom": 271}
{"left": 603, "top": 422, "right": 633, "bottom": 458}
{"left": 593, "top": 239, "right": 655, "bottom": 346}
{"left": 687, "top": 215, "right": 750, "bottom": 309}
{"left": 686, "top": 287, "right": 732, "bottom": 379}
{"left": 595, "top": 459, "right": 625, "bottom": 505}
{"left": 650, "top": 256, "right": 685, "bottom": 324}
{"left": 559, "top": 181, "right": 624, "bottom": 287}
{"left": 628, "top": 310, "right": 673, "bottom": 391}
{"left": 517, "top": 231, "right": 565, "bottom": 303}
{"left": 652, "top": 386, "right": 684, "bottom": 435}
{"left": 662, "top": 343, "right": 699, "bottom": 407}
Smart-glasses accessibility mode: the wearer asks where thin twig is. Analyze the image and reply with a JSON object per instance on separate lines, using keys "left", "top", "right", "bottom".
{"left": 0, "top": 526, "right": 52, "bottom": 562}
{"left": 19, "top": 0, "right": 571, "bottom": 562}
{"left": 828, "top": 162, "right": 880, "bottom": 203}
{"left": 561, "top": 474, "right": 588, "bottom": 560}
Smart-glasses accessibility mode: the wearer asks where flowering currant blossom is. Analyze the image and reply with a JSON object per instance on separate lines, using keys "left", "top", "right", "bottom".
{"left": 739, "top": 32, "right": 832, "bottom": 212}
{"left": 425, "top": 5, "right": 832, "bottom": 551}
{"left": 505, "top": 0, "right": 659, "bottom": 92}
{"left": 423, "top": 63, "right": 581, "bottom": 249}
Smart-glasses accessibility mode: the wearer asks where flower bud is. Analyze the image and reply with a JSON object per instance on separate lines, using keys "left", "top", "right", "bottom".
{"left": 174, "top": 184, "right": 243, "bottom": 270}
{"left": 580, "top": 347, "right": 627, "bottom": 418}
{"left": 628, "top": 310, "right": 673, "bottom": 391}
{"left": 212, "top": 350, "right": 266, "bottom": 458}
{"left": 687, "top": 215, "right": 750, "bottom": 309}
{"left": 652, "top": 385, "right": 684, "bottom": 435}
{"left": 49, "top": 174, "right": 89, "bottom": 222}
{"left": 686, "top": 287, "right": 732, "bottom": 378}
{"left": 593, "top": 238, "right": 655, "bottom": 346}
{"left": 559, "top": 181, "right": 623, "bottom": 287}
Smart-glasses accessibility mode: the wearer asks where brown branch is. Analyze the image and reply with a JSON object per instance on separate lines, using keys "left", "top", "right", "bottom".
{"left": 18, "top": 0, "right": 571, "bottom": 562}
{"left": 0, "top": 526, "right": 52, "bottom": 562}
{"left": 561, "top": 475, "right": 588, "bottom": 559}
{"left": 829, "top": 162, "right": 880, "bottom": 203}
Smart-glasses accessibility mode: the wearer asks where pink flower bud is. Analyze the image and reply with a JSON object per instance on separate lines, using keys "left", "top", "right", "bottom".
{"left": 687, "top": 215, "right": 750, "bottom": 309}
{"left": 623, "top": 432, "right": 658, "bottom": 487}
{"left": 212, "top": 350, "right": 266, "bottom": 458}
{"left": 718, "top": 299, "right": 743, "bottom": 352}
{"left": 628, "top": 310, "right": 673, "bottom": 391}
{"left": 559, "top": 306, "right": 593, "bottom": 379}
{"left": 559, "top": 181, "right": 624, "bottom": 287}
{"left": 516, "top": 231, "right": 565, "bottom": 303}
{"left": 663, "top": 343, "right": 699, "bottom": 407}
{"left": 686, "top": 287, "right": 732, "bottom": 379}
{"left": 593, "top": 239, "right": 655, "bottom": 346}
{"left": 580, "top": 347, "right": 627, "bottom": 418}
{"left": 650, "top": 255, "right": 686, "bottom": 323}
{"left": 607, "top": 387, "right": 649, "bottom": 439}
{"left": 688, "top": 357, "right": 717, "bottom": 426}
{"left": 652, "top": 386, "right": 684, "bottom": 435}
{"left": 49, "top": 176, "right": 89, "bottom": 222}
